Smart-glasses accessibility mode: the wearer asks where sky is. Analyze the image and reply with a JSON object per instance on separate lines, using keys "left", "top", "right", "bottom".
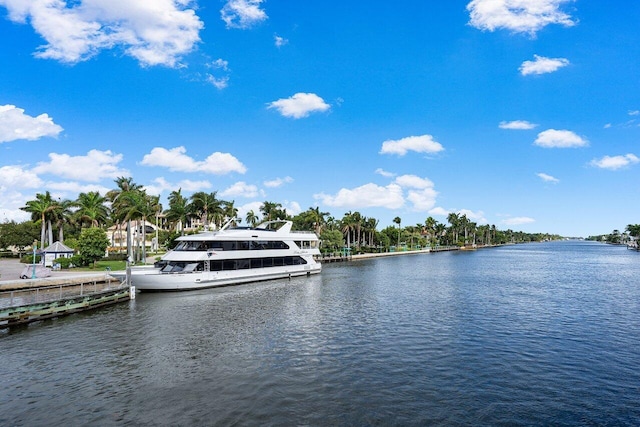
{"left": 0, "top": 0, "right": 639, "bottom": 238}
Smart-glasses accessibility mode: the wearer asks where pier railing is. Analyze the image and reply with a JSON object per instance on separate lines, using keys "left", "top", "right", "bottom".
{"left": 0, "top": 277, "right": 124, "bottom": 310}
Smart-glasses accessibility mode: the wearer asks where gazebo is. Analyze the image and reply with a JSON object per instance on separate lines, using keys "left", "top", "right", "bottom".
{"left": 41, "top": 241, "right": 75, "bottom": 267}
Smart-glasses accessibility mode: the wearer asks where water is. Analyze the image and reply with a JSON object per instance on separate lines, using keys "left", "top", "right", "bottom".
{"left": 1, "top": 241, "right": 639, "bottom": 426}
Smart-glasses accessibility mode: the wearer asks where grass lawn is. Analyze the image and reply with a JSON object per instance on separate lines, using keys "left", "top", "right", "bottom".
{"left": 74, "top": 260, "right": 128, "bottom": 271}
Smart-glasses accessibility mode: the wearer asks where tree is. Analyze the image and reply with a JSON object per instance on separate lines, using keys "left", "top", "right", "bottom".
{"left": 260, "top": 201, "right": 285, "bottom": 221}
{"left": 165, "top": 188, "right": 189, "bottom": 235}
{"left": 393, "top": 216, "right": 402, "bottom": 247}
{"left": 107, "top": 177, "right": 143, "bottom": 259}
{"left": 319, "top": 229, "right": 344, "bottom": 253}
{"left": 78, "top": 227, "right": 109, "bottom": 267}
{"left": 245, "top": 210, "right": 259, "bottom": 227}
{"left": 74, "top": 191, "right": 109, "bottom": 228}
{"left": 21, "top": 191, "right": 57, "bottom": 247}
{"left": 0, "top": 221, "right": 40, "bottom": 256}
{"left": 189, "top": 191, "right": 222, "bottom": 229}
{"left": 50, "top": 199, "right": 73, "bottom": 243}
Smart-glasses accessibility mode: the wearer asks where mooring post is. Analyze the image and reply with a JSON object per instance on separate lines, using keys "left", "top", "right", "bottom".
{"left": 127, "top": 257, "right": 135, "bottom": 300}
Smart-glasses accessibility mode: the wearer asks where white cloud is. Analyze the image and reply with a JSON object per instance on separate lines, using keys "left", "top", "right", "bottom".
{"left": 520, "top": 55, "right": 569, "bottom": 76}
{"left": 629, "top": 110, "right": 640, "bottom": 116}
{"left": 0, "top": 165, "right": 43, "bottom": 190}
{"left": 0, "top": 189, "right": 31, "bottom": 222}
{"left": 375, "top": 168, "right": 395, "bottom": 178}
{"left": 221, "top": 0, "right": 267, "bottom": 29}
{"left": 394, "top": 174, "right": 434, "bottom": 190}
{"left": 267, "top": 93, "right": 330, "bottom": 119}
{"left": 534, "top": 129, "right": 587, "bottom": 148}
{"left": 237, "top": 201, "right": 263, "bottom": 225}
{"left": 141, "top": 146, "right": 247, "bottom": 174}
{"left": 274, "top": 34, "right": 288, "bottom": 48}
{"left": 502, "top": 216, "right": 536, "bottom": 226}
{"left": 206, "top": 75, "right": 229, "bottom": 90}
{"left": 283, "top": 201, "right": 301, "bottom": 216}
{"left": 499, "top": 120, "right": 538, "bottom": 130}
{"left": 263, "top": 176, "right": 293, "bottom": 188}
{"left": 379, "top": 134, "right": 444, "bottom": 156}
{"left": 590, "top": 154, "right": 640, "bottom": 171}
{"left": 143, "top": 177, "right": 212, "bottom": 196}
{"left": 428, "top": 206, "right": 450, "bottom": 217}
{"left": 537, "top": 172, "right": 559, "bottom": 183}
{"left": 458, "top": 209, "right": 487, "bottom": 223}
{"left": 314, "top": 183, "right": 404, "bottom": 209}
{"left": 0, "top": 0, "right": 203, "bottom": 67}
{"left": 0, "top": 104, "right": 63, "bottom": 143}
{"left": 467, "top": 0, "right": 576, "bottom": 35}
{"left": 394, "top": 175, "right": 438, "bottom": 211}
{"left": 32, "top": 149, "right": 128, "bottom": 182}
{"left": 220, "top": 181, "right": 259, "bottom": 198}
{"left": 46, "top": 181, "right": 111, "bottom": 194}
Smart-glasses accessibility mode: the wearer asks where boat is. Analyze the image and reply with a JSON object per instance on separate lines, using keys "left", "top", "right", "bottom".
{"left": 109, "top": 220, "right": 322, "bottom": 291}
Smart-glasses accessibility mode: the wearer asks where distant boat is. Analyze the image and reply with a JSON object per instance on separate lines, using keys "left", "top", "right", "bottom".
{"left": 109, "top": 220, "right": 321, "bottom": 291}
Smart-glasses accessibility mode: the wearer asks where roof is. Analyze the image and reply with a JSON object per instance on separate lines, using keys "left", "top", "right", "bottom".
{"left": 42, "top": 241, "right": 75, "bottom": 253}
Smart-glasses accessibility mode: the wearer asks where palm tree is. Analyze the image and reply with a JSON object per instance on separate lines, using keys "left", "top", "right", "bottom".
{"left": 223, "top": 200, "right": 238, "bottom": 226}
{"left": 74, "top": 191, "right": 109, "bottom": 228}
{"left": 50, "top": 198, "right": 73, "bottom": 243}
{"left": 245, "top": 210, "right": 259, "bottom": 227}
{"left": 309, "top": 206, "right": 328, "bottom": 235}
{"left": 189, "top": 191, "right": 222, "bottom": 230}
{"left": 107, "top": 177, "right": 143, "bottom": 259}
{"left": 165, "top": 188, "right": 189, "bottom": 235}
{"left": 447, "top": 212, "right": 460, "bottom": 245}
{"left": 260, "top": 201, "right": 284, "bottom": 221}
{"left": 21, "top": 191, "right": 57, "bottom": 247}
{"left": 393, "top": 216, "right": 402, "bottom": 247}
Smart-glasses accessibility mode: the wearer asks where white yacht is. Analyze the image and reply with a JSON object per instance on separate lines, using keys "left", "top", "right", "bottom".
{"left": 110, "top": 220, "right": 321, "bottom": 291}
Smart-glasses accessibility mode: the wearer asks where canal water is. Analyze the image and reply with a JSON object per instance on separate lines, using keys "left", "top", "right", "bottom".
{"left": 1, "top": 241, "right": 639, "bottom": 426}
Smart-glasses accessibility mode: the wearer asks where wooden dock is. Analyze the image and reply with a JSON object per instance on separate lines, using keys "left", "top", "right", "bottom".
{"left": 0, "top": 274, "right": 130, "bottom": 328}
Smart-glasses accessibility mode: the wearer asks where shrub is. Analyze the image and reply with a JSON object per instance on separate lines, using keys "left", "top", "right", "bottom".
{"left": 20, "top": 254, "right": 41, "bottom": 264}
{"left": 56, "top": 257, "right": 73, "bottom": 269}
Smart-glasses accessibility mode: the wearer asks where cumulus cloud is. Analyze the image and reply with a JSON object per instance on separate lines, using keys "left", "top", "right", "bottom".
{"left": 0, "top": 165, "right": 43, "bottom": 190}
{"left": 47, "top": 181, "right": 111, "bottom": 194}
{"left": 499, "top": 120, "right": 538, "bottom": 130}
{"left": 315, "top": 175, "right": 439, "bottom": 211}
{"left": 590, "top": 154, "right": 639, "bottom": 170}
{"left": 537, "top": 172, "right": 559, "bottom": 183}
{"left": 534, "top": 129, "right": 587, "bottom": 148}
{"left": 520, "top": 55, "right": 569, "bottom": 75}
{"left": 263, "top": 176, "right": 293, "bottom": 188}
{"left": 141, "top": 146, "right": 247, "bottom": 174}
{"left": 0, "top": 105, "right": 63, "bottom": 143}
{"left": 502, "top": 216, "right": 536, "bottom": 226}
{"left": 394, "top": 175, "right": 438, "bottom": 211}
{"left": 467, "top": 0, "right": 576, "bottom": 35}
{"left": 379, "top": 135, "right": 444, "bottom": 156}
{"left": 220, "top": 181, "right": 260, "bottom": 198}
{"left": 32, "top": 149, "right": 128, "bottom": 182}
{"left": 267, "top": 93, "right": 330, "bottom": 119}
{"left": 0, "top": 0, "right": 203, "bottom": 67}
{"left": 314, "top": 183, "right": 405, "bottom": 209}
{"left": 221, "top": 0, "right": 267, "bottom": 29}
{"left": 143, "top": 177, "right": 212, "bottom": 196}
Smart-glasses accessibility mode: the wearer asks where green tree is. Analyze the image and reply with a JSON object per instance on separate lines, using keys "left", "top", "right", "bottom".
{"left": 107, "top": 177, "right": 143, "bottom": 259}
{"left": 319, "top": 229, "right": 343, "bottom": 253}
{"left": 78, "top": 227, "right": 109, "bottom": 267}
{"left": 165, "top": 188, "right": 189, "bottom": 235}
{"left": 74, "top": 191, "right": 109, "bottom": 228}
{"left": 393, "top": 216, "right": 402, "bottom": 247}
{"left": 21, "top": 191, "right": 57, "bottom": 247}
{"left": 0, "top": 221, "right": 40, "bottom": 256}
{"left": 245, "top": 209, "right": 259, "bottom": 227}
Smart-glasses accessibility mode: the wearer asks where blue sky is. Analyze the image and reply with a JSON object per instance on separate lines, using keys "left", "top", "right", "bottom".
{"left": 1, "top": 0, "right": 638, "bottom": 237}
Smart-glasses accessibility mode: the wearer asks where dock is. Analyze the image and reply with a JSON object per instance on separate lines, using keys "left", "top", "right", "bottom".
{"left": 0, "top": 266, "right": 130, "bottom": 328}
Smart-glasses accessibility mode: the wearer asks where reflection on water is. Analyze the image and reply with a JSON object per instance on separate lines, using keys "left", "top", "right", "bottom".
{"left": 1, "top": 241, "right": 639, "bottom": 425}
